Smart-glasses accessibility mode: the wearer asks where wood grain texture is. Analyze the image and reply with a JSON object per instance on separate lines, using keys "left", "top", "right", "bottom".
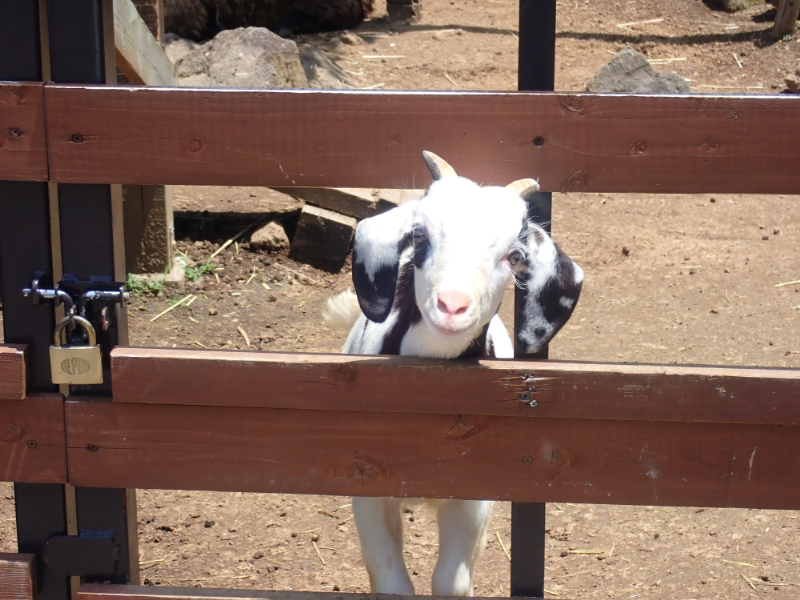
{"left": 110, "top": 346, "right": 800, "bottom": 426}
{"left": 65, "top": 399, "right": 800, "bottom": 509}
{"left": 114, "top": 0, "right": 175, "bottom": 86}
{"left": 0, "top": 553, "right": 36, "bottom": 600}
{"left": 0, "top": 394, "right": 67, "bottom": 484}
{"left": 79, "top": 585, "right": 527, "bottom": 600}
{"left": 0, "top": 83, "right": 48, "bottom": 182}
{"left": 0, "top": 344, "right": 27, "bottom": 401}
{"left": 43, "top": 85, "right": 800, "bottom": 192}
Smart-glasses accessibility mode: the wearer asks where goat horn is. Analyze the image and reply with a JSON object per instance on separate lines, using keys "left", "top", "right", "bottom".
{"left": 422, "top": 151, "right": 457, "bottom": 180}
{"left": 506, "top": 178, "right": 540, "bottom": 201}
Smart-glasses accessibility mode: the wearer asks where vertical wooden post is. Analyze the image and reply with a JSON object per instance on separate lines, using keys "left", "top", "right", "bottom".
{"left": 511, "top": 1, "right": 557, "bottom": 597}
{"left": 0, "top": 3, "right": 71, "bottom": 600}
{"left": 771, "top": 0, "right": 800, "bottom": 40}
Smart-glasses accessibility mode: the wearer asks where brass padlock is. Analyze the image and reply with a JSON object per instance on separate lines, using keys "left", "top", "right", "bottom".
{"left": 50, "top": 315, "right": 103, "bottom": 385}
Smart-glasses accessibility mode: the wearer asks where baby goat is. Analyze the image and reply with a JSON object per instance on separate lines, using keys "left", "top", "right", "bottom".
{"left": 324, "top": 151, "right": 583, "bottom": 596}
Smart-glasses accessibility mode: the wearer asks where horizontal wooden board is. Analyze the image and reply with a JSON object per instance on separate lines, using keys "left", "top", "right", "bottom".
{"left": 79, "top": 585, "right": 526, "bottom": 600}
{"left": 44, "top": 85, "right": 800, "bottom": 193}
{"left": 0, "top": 83, "right": 48, "bottom": 182}
{"left": 0, "top": 394, "right": 67, "bottom": 484}
{"left": 0, "top": 344, "right": 26, "bottom": 400}
{"left": 65, "top": 399, "right": 800, "bottom": 509}
{"left": 111, "top": 347, "right": 800, "bottom": 426}
{"left": 0, "top": 553, "right": 36, "bottom": 600}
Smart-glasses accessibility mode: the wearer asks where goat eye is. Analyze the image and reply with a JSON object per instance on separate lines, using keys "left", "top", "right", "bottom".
{"left": 507, "top": 250, "right": 524, "bottom": 267}
{"left": 413, "top": 228, "right": 426, "bottom": 244}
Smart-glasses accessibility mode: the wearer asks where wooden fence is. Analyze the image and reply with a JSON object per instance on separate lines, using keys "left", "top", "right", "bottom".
{"left": 1, "top": 1, "right": 800, "bottom": 600}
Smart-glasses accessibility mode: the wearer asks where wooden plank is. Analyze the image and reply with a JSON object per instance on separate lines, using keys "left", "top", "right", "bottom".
{"left": 65, "top": 399, "right": 800, "bottom": 509}
{"left": 42, "top": 85, "right": 800, "bottom": 192}
{"left": 79, "top": 585, "right": 534, "bottom": 600}
{"left": 0, "top": 394, "right": 67, "bottom": 484}
{"left": 0, "top": 344, "right": 27, "bottom": 400}
{"left": 0, "top": 553, "right": 36, "bottom": 600}
{"left": 114, "top": 0, "right": 176, "bottom": 86}
{"left": 0, "top": 83, "right": 48, "bottom": 182}
{"left": 110, "top": 346, "right": 800, "bottom": 426}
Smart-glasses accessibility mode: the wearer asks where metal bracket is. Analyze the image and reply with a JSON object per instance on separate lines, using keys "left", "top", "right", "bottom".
{"left": 23, "top": 274, "right": 129, "bottom": 332}
{"left": 43, "top": 530, "right": 119, "bottom": 577}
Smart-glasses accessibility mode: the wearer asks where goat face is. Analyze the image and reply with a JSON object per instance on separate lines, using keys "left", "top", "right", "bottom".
{"left": 352, "top": 151, "right": 583, "bottom": 356}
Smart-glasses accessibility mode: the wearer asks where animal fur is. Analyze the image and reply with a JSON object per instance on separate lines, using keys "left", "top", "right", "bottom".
{"left": 164, "top": 0, "right": 376, "bottom": 40}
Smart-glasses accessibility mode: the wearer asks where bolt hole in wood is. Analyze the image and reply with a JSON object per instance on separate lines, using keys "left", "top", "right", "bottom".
{"left": 533, "top": 135, "right": 545, "bottom": 146}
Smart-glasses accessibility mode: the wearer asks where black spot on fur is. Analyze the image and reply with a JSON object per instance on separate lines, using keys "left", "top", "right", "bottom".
{"left": 352, "top": 231, "right": 412, "bottom": 323}
{"left": 379, "top": 260, "right": 421, "bottom": 355}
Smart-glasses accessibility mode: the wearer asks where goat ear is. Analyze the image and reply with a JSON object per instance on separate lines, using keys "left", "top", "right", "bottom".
{"left": 351, "top": 201, "right": 419, "bottom": 323}
{"left": 515, "top": 223, "right": 584, "bottom": 354}
{"left": 422, "top": 151, "right": 457, "bottom": 181}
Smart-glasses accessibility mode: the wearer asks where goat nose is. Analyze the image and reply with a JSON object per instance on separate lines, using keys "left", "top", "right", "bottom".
{"left": 437, "top": 290, "right": 472, "bottom": 316}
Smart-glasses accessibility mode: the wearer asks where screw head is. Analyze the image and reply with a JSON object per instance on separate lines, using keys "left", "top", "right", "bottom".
{"left": 523, "top": 455, "right": 533, "bottom": 464}
{"left": 71, "top": 133, "right": 84, "bottom": 143}
{"left": 26, "top": 440, "right": 37, "bottom": 449}
{"left": 519, "top": 393, "right": 531, "bottom": 402}
{"left": 533, "top": 136, "right": 545, "bottom": 147}
{"left": 9, "top": 127, "right": 22, "bottom": 138}
{"left": 87, "top": 443, "right": 99, "bottom": 452}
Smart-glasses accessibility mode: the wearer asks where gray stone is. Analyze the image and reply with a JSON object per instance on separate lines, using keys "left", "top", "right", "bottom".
{"left": 171, "top": 27, "right": 308, "bottom": 88}
{"left": 163, "top": 32, "right": 200, "bottom": 64}
{"left": 250, "top": 221, "right": 290, "bottom": 252}
{"left": 787, "top": 62, "right": 800, "bottom": 93}
{"left": 300, "top": 47, "right": 354, "bottom": 89}
{"left": 289, "top": 205, "right": 356, "bottom": 272}
{"left": 587, "top": 46, "right": 690, "bottom": 94}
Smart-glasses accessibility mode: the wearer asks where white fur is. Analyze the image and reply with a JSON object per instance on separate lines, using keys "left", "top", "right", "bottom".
{"left": 331, "top": 183, "right": 530, "bottom": 596}
{"left": 322, "top": 288, "right": 361, "bottom": 333}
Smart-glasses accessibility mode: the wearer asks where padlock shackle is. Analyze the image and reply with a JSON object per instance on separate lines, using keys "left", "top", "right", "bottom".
{"left": 53, "top": 315, "right": 97, "bottom": 347}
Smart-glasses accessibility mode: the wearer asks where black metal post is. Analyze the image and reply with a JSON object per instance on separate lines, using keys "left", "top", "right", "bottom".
{"left": 511, "top": 0, "right": 557, "bottom": 597}
{"left": 0, "top": 3, "right": 71, "bottom": 600}
{"left": 46, "top": 0, "right": 138, "bottom": 586}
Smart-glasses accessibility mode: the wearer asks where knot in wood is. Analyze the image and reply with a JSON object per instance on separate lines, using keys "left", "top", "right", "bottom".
{"left": 336, "top": 454, "right": 387, "bottom": 486}
{"left": 330, "top": 363, "right": 356, "bottom": 385}
{"left": 444, "top": 415, "right": 484, "bottom": 441}
{"left": 1, "top": 423, "right": 23, "bottom": 443}
{"left": 186, "top": 139, "right": 204, "bottom": 153}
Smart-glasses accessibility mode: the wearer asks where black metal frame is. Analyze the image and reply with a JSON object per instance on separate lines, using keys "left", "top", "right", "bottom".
{"left": 1, "top": 2, "right": 137, "bottom": 598}
{"left": 1, "top": 0, "right": 559, "bottom": 597}
{"left": 511, "top": 1, "right": 557, "bottom": 597}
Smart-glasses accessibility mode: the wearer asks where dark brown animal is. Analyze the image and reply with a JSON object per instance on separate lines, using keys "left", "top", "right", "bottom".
{"left": 164, "top": 0, "right": 375, "bottom": 40}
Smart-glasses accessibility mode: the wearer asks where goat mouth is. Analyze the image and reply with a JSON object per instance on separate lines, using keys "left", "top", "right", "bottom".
{"left": 429, "top": 320, "right": 475, "bottom": 337}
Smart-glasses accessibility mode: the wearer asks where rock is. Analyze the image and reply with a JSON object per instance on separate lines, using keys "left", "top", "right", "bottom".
{"left": 300, "top": 47, "right": 354, "bottom": 88}
{"left": 787, "top": 62, "right": 800, "bottom": 93}
{"left": 387, "top": 0, "right": 422, "bottom": 22}
{"left": 250, "top": 221, "right": 290, "bottom": 252}
{"left": 172, "top": 27, "right": 308, "bottom": 88}
{"left": 587, "top": 46, "right": 690, "bottom": 93}
{"left": 340, "top": 31, "right": 362, "bottom": 45}
{"left": 289, "top": 205, "right": 356, "bottom": 272}
{"left": 163, "top": 32, "right": 200, "bottom": 64}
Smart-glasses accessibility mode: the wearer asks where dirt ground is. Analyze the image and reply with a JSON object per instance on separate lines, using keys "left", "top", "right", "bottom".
{"left": 2, "top": 0, "right": 800, "bottom": 598}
